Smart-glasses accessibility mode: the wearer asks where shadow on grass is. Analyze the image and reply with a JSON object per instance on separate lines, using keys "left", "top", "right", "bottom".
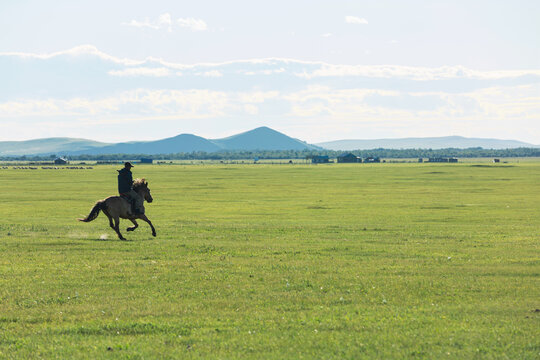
{"left": 81, "top": 235, "right": 157, "bottom": 242}
{"left": 74, "top": 236, "right": 133, "bottom": 242}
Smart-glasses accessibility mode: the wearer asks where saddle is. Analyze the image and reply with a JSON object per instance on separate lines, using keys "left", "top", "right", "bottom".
{"left": 119, "top": 194, "right": 141, "bottom": 215}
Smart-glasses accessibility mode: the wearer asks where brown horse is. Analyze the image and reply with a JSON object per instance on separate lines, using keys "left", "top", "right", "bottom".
{"left": 78, "top": 178, "right": 156, "bottom": 240}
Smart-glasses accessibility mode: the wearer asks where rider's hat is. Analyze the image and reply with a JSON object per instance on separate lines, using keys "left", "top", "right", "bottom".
{"left": 124, "top": 162, "right": 134, "bottom": 168}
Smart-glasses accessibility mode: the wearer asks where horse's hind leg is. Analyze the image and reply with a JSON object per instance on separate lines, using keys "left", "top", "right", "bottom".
{"left": 127, "top": 219, "right": 138, "bottom": 232}
{"left": 106, "top": 214, "right": 114, "bottom": 230}
{"left": 139, "top": 214, "right": 156, "bottom": 237}
{"left": 113, "top": 216, "right": 126, "bottom": 240}
{"left": 103, "top": 213, "right": 116, "bottom": 240}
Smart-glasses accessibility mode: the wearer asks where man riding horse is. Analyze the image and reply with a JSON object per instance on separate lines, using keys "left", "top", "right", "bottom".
{"left": 79, "top": 163, "right": 156, "bottom": 240}
{"left": 118, "top": 162, "right": 143, "bottom": 215}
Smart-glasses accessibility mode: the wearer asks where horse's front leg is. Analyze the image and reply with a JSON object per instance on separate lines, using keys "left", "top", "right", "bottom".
{"left": 139, "top": 214, "right": 156, "bottom": 237}
{"left": 127, "top": 219, "right": 139, "bottom": 232}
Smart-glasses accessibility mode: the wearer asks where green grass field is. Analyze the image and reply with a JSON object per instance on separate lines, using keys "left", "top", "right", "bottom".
{"left": 0, "top": 163, "right": 538, "bottom": 359}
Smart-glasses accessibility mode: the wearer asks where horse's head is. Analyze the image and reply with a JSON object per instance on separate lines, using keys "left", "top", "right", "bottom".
{"left": 144, "top": 184, "right": 153, "bottom": 203}
{"left": 133, "top": 178, "right": 153, "bottom": 203}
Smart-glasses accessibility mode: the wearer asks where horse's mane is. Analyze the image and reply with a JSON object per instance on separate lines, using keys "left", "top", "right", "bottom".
{"left": 133, "top": 178, "right": 148, "bottom": 191}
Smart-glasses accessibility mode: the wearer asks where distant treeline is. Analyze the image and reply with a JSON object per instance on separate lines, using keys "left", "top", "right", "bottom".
{"left": 2, "top": 147, "right": 540, "bottom": 161}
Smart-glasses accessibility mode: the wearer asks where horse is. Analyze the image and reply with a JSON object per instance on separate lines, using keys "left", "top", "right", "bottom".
{"left": 78, "top": 178, "right": 156, "bottom": 240}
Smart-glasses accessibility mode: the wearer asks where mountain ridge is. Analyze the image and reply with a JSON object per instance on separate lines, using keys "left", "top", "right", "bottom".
{"left": 0, "top": 138, "right": 111, "bottom": 156}
{"left": 0, "top": 129, "right": 537, "bottom": 156}
{"left": 211, "top": 126, "right": 321, "bottom": 151}
{"left": 69, "top": 134, "right": 222, "bottom": 155}
{"left": 0, "top": 127, "right": 321, "bottom": 156}
{"left": 316, "top": 136, "right": 539, "bottom": 151}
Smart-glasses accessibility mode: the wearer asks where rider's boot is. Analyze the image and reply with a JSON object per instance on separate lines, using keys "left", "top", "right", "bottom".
{"left": 131, "top": 199, "right": 142, "bottom": 215}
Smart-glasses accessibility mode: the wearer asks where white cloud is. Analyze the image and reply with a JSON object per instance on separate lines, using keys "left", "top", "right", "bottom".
{"left": 0, "top": 89, "right": 282, "bottom": 119}
{"left": 1, "top": 46, "right": 539, "bottom": 144}
{"left": 345, "top": 16, "right": 368, "bottom": 25}
{"left": 122, "top": 19, "right": 156, "bottom": 30}
{"left": 6, "top": 45, "right": 539, "bottom": 83}
{"left": 294, "top": 64, "right": 540, "bottom": 81}
{"left": 177, "top": 18, "right": 208, "bottom": 31}
{"left": 322, "top": 33, "right": 332, "bottom": 38}
{"left": 1, "top": 85, "right": 539, "bottom": 144}
{"left": 108, "top": 67, "right": 171, "bottom": 77}
{"left": 122, "top": 13, "right": 172, "bottom": 32}
{"left": 240, "top": 68, "right": 286, "bottom": 76}
{"left": 0, "top": 44, "right": 143, "bottom": 65}
{"left": 158, "top": 13, "right": 173, "bottom": 32}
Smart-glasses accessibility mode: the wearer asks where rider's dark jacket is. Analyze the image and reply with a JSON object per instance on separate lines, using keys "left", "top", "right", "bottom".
{"left": 117, "top": 168, "right": 133, "bottom": 194}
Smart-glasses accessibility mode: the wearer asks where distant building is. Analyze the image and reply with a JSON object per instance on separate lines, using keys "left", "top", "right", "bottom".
{"left": 140, "top": 158, "right": 153, "bottom": 164}
{"left": 54, "top": 157, "right": 68, "bottom": 165}
{"left": 337, "top": 153, "right": 362, "bottom": 163}
{"left": 428, "top": 157, "right": 458, "bottom": 163}
{"left": 363, "top": 157, "right": 381, "bottom": 163}
{"left": 311, "top": 155, "right": 330, "bottom": 164}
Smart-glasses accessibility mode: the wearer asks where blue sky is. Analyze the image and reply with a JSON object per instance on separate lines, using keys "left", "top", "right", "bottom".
{"left": 1, "top": 0, "right": 539, "bottom": 143}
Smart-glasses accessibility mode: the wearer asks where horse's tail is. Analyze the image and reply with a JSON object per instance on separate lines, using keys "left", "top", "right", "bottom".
{"left": 78, "top": 200, "right": 107, "bottom": 222}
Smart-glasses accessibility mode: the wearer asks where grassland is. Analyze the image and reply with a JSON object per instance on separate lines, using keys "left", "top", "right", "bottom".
{"left": 0, "top": 163, "right": 538, "bottom": 359}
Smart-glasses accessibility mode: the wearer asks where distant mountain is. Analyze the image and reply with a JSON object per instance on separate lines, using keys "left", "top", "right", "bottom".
{"left": 0, "top": 138, "right": 110, "bottom": 156}
{"left": 316, "top": 136, "right": 539, "bottom": 150}
{"left": 69, "top": 134, "right": 222, "bottom": 155}
{"left": 2, "top": 130, "right": 537, "bottom": 156}
{"left": 211, "top": 126, "right": 321, "bottom": 151}
{"left": 0, "top": 127, "right": 320, "bottom": 156}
